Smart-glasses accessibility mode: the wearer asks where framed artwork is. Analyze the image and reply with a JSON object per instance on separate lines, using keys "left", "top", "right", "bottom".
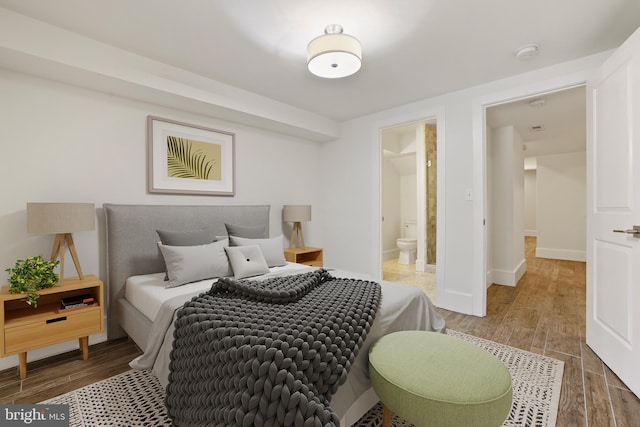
{"left": 147, "top": 116, "right": 235, "bottom": 196}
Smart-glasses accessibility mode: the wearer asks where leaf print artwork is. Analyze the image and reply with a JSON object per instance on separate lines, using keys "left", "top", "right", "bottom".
{"left": 166, "top": 136, "right": 222, "bottom": 181}
{"left": 148, "top": 116, "right": 235, "bottom": 195}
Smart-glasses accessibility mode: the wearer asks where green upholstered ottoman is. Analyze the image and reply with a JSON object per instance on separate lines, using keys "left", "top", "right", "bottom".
{"left": 368, "top": 331, "right": 512, "bottom": 427}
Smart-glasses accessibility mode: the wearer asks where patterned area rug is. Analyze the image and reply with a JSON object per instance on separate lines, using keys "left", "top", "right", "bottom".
{"left": 42, "top": 330, "right": 563, "bottom": 427}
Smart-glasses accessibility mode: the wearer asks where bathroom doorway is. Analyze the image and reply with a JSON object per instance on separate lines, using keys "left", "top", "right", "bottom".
{"left": 381, "top": 119, "right": 437, "bottom": 301}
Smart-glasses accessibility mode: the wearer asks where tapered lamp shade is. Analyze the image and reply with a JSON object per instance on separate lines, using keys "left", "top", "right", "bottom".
{"left": 27, "top": 203, "right": 95, "bottom": 280}
{"left": 27, "top": 203, "right": 95, "bottom": 234}
{"left": 282, "top": 205, "right": 312, "bottom": 223}
{"left": 283, "top": 205, "right": 311, "bottom": 249}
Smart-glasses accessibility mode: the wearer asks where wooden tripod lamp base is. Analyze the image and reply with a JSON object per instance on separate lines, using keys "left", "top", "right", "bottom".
{"left": 50, "top": 233, "right": 85, "bottom": 280}
{"left": 282, "top": 205, "right": 311, "bottom": 250}
{"left": 289, "top": 222, "right": 306, "bottom": 249}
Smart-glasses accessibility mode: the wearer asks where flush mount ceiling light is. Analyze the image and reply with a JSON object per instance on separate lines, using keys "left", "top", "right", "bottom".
{"left": 514, "top": 43, "right": 539, "bottom": 60}
{"left": 307, "top": 24, "right": 362, "bottom": 78}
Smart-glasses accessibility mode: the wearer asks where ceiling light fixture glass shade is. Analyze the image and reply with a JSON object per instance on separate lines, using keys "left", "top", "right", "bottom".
{"left": 307, "top": 25, "right": 362, "bottom": 78}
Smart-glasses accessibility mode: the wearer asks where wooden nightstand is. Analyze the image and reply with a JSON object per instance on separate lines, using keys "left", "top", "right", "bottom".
{"left": 284, "top": 247, "right": 323, "bottom": 267}
{"left": 0, "top": 275, "right": 104, "bottom": 379}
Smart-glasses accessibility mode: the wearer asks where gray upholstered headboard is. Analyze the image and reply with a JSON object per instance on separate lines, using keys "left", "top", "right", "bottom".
{"left": 103, "top": 203, "right": 270, "bottom": 339}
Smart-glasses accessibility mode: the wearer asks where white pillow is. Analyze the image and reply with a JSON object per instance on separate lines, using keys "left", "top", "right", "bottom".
{"left": 158, "top": 239, "right": 231, "bottom": 288}
{"left": 224, "top": 245, "right": 270, "bottom": 279}
{"left": 229, "top": 235, "right": 286, "bottom": 267}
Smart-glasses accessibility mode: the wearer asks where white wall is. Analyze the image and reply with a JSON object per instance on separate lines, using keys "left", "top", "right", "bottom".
{"left": 524, "top": 169, "right": 537, "bottom": 236}
{"left": 382, "top": 156, "right": 401, "bottom": 260}
{"left": 489, "top": 126, "right": 514, "bottom": 278}
{"left": 381, "top": 159, "right": 416, "bottom": 261}
{"left": 487, "top": 126, "right": 525, "bottom": 286}
{"left": 320, "top": 52, "right": 607, "bottom": 314}
{"left": 486, "top": 127, "right": 494, "bottom": 285}
{"left": 536, "top": 152, "right": 586, "bottom": 261}
{"left": 512, "top": 130, "right": 526, "bottom": 281}
{"left": 382, "top": 126, "right": 418, "bottom": 261}
{"left": 0, "top": 69, "right": 323, "bottom": 371}
{"left": 401, "top": 174, "right": 417, "bottom": 226}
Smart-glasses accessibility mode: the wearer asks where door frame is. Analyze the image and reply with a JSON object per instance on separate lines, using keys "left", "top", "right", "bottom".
{"left": 372, "top": 106, "right": 445, "bottom": 295}
{"left": 471, "top": 74, "right": 594, "bottom": 316}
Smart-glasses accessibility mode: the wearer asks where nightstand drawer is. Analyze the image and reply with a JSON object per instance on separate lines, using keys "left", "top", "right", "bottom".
{"left": 4, "top": 308, "right": 101, "bottom": 354}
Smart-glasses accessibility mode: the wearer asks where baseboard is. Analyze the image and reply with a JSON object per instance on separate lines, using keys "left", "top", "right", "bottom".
{"left": 491, "top": 270, "right": 515, "bottom": 286}
{"left": 490, "top": 258, "right": 526, "bottom": 287}
{"left": 536, "top": 247, "right": 586, "bottom": 262}
{"left": 423, "top": 263, "right": 436, "bottom": 273}
{"left": 383, "top": 249, "right": 399, "bottom": 262}
{"left": 524, "top": 229, "right": 537, "bottom": 237}
{"left": 416, "top": 260, "right": 436, "bottom": 273}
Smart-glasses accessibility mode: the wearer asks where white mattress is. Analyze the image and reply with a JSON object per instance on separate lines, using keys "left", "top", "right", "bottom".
{"left": 124, "top": 263, "right": 311, "bottom": 322}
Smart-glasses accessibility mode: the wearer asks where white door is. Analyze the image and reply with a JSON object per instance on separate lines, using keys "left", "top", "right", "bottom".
{"left": 587, "top": 26, "right": 640, "bottom": 397}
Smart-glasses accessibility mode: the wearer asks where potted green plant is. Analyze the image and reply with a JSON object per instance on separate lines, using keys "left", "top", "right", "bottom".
{"left": 5, "top": 255, "right": 60, "bottom": 308}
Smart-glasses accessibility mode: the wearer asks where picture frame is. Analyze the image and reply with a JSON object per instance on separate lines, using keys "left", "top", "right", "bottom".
{"left": 147, "top": 116, "right": 235, "bottom": 196}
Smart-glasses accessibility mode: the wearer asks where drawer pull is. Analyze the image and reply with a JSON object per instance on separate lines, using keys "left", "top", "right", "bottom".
{"left": 46, "top": 316, "right": 67, "bottom": 324}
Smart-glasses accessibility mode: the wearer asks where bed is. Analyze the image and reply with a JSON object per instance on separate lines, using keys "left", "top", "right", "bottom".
{"left": 103, "top": 203, "right": 445, "bottom": 426}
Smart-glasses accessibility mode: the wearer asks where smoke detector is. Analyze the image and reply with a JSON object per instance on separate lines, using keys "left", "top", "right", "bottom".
{"left": 529, "top": 124, "right": 545, "bottom": 132}
{"left": 514, "top": 44, "right": 539, "bottom": 60}
{"left": 528, "top": 98, "right": 545, "bottom": 108}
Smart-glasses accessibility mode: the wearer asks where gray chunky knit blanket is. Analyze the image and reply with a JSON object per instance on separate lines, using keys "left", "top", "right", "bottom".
{"left": 166, "top": 269, "right": 381, "bottom": 427}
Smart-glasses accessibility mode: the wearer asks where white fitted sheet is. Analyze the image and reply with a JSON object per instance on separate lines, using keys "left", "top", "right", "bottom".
{"left": 124, "top": 263, "right": 309, "bottom": 322}
{"left": 124, "top": 273, "right": 214, "bottom": 322}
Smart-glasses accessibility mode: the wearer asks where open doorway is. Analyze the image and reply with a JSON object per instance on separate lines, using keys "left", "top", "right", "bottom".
{"left": 484, "top": 85, "right": 586, "bottom": 291}
{"left": 381, "top": 119, "right": 437, "bottom": 301}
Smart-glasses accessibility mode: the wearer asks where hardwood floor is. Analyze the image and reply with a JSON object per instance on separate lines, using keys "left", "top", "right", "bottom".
{"left": 0, "top": 237, "right": 638, "bottom": 426}
{"left": 437, "top": 237, "right": 640, "bottom": 426}
{"left": 0, "top": 337, "right": 142, "bottom": 404}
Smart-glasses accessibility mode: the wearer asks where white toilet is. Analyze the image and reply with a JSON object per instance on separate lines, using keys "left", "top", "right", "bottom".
{"left": 397, "top": 221, "right": 417, "bottom": 265}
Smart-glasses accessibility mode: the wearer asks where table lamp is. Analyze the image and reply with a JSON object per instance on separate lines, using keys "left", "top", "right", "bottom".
{"left": 283, "top": 205, "right": 311, "bottom": 249}
{"left": 27, "top": 202, "right": 95, "bottom": 280}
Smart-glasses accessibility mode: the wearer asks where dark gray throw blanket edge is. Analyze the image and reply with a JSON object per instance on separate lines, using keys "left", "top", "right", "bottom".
{"left": 166, "top": 269, "right": 381, "bottom": 427}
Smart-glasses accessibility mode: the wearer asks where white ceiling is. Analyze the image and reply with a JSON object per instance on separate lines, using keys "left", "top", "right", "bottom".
{"left": 1, "top": 0, "right": 638, "bottom": 125}
{"left": 487, "top": 85, "right": 587, "bottom": 158}
{"left": 382, "top": 85, "right": 587, "bottom": 162}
